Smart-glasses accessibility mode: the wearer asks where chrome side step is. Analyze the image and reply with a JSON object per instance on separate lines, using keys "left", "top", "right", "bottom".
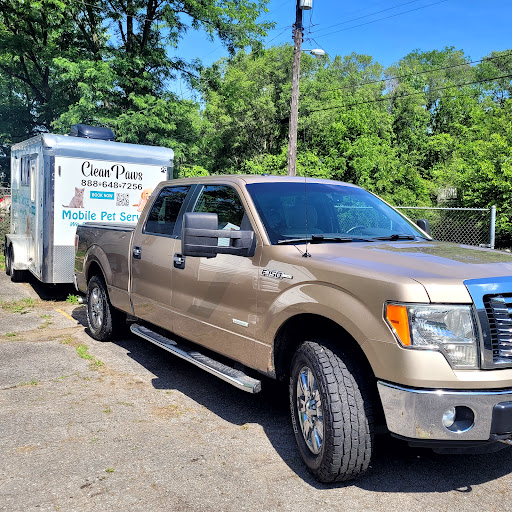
{"left": 130, "top": 324, "right": 262, "bottom": 393}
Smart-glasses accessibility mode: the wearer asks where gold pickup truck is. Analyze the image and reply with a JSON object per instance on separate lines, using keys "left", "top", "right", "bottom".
{"left": 74, "top": 175, "right": 512, "bottom": 482}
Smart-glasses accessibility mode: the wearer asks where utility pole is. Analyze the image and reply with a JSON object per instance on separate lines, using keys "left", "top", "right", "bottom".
{"left": 287, "top": 0, "right": 304, "bottom": 176}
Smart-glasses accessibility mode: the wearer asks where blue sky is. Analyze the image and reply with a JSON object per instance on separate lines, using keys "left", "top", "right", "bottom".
{"left": 173, "top": 0, "right": 511, "bottom": 98}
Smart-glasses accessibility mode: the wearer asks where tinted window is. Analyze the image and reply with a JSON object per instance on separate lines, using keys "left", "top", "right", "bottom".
{"left": 246, "top": 182, "right": 424, "bottom": 244}
{"left": 145, "top": 186, "right": 190, "bottom": 236}
{"left": 194, "top": 185, "right": 246, "bottom": 230}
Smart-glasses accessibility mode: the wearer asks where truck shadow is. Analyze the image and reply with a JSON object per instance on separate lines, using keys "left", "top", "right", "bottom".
{"left": 100, "top": 328, "right": 512, "bottom": 492}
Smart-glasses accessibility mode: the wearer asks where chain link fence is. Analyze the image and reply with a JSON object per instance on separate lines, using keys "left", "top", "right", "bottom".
{"left": 0, "top": 186, "right": 11, "bottom": 253}
{"left": 396, "top": 206, "right": 495, "bottom": 248}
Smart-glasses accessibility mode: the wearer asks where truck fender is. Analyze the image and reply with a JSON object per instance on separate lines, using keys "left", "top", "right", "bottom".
{"left": 83, "top": 245, "right": 113, "bottom": 286}
{"left": 262, "top": 282, "right": 396, "bottom": 350}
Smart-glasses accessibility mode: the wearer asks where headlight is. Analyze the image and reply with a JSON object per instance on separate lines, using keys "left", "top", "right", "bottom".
{"left": 385, "top": 303, "right": 479, "bottom": 369}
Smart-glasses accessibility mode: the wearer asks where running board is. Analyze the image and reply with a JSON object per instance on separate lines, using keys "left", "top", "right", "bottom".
{"left": 130, "top": 324, "right": 262, "bottom": 393}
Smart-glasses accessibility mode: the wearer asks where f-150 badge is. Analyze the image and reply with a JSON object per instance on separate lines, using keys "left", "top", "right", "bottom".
{"left": 262, "top": 269, "right": 293, "bottom": 280}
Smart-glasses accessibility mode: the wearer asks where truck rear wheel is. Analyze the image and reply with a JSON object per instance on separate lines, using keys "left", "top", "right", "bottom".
{"left": 87, "top": 275, "right": 118, "bottom": 341}
{"left": 289, "top": 341, "right": 374, "bottom": 482}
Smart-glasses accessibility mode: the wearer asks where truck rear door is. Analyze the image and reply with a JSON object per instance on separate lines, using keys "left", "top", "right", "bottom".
{"left": 130, "top": 185, "right": 192, "bottom": 331}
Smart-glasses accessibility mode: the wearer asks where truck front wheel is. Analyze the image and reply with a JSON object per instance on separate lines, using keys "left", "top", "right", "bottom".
{"left": 87, "top": 275, "right": 117, "bottom": 341}
{"left": 289, "top": 341, "right": 374, "bottom": 482}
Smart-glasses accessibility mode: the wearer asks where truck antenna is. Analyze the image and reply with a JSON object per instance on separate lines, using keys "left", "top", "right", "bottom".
{"left": 303, "top": 173, "right": 311, "bottom": 258}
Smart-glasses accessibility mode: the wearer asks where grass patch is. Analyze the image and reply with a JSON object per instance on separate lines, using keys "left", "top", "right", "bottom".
{"left": 76, "top": 344, "right": 104, "bottom": 370}
{"left": 1, "top": 297, "right": 36, "bottom": 314}
{"left": 19, "top": 379, "right": 39, "bottom": 386}
{"left": 0, "top": 253, "right": 4, "bottom": 272}
{"left": 66, "top": 294, "right": 81, "bottom": 305}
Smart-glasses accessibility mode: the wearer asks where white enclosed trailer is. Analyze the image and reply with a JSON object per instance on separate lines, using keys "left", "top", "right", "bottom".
{"left": 5, "top": 125, "right": 174, "bottom": 284}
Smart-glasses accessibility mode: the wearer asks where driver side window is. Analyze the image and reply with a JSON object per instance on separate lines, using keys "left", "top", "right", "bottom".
{"left": 194, "top": 185, "right": 251, "bottom": 246}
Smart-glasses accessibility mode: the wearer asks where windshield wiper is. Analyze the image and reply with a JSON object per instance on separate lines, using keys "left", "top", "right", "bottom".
{"left": 277, "top": 235, "right": 373, "bottom": 245}
{"left": 373, "top": 233, "right": 417, "bottom": 241}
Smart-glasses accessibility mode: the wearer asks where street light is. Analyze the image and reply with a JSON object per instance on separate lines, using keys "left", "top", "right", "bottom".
{"left": 302, "top": 48, "right": 326, "bottom": 57}
{"left": 287, "top": 0, "right": 323, "bottom": 176}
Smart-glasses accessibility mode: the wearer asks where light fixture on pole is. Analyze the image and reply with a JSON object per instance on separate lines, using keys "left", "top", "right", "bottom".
{"left": 302, "top": 48, "right": 326, "bottom": 57}
{"left": 286, "top": 0, "right": 315, "bottom": 176}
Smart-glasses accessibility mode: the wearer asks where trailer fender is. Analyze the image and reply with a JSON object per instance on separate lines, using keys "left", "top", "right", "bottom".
{"left": 5, "top": 234, "right": 31, "bottom": 270}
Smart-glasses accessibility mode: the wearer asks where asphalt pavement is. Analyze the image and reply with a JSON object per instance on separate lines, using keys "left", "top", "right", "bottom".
{"left": 1, "top": 271, "right": 511, "bottom": 512}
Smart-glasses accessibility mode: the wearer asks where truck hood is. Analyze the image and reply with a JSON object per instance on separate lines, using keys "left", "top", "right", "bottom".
{"left": 306, "top": 240, "right": 512, "bottom": 302}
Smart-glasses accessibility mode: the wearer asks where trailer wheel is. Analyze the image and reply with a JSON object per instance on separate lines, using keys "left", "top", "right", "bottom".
{"left": 7, "top": 246, "right": 23, "bottom": 282}
{"left": 87, "top": 275, "right": 118, "bottom": 341}
{"left": 289, "top": 341, "right": 374, "bottom": 482}
{"left": 5, "top": 245, "right": 11, "bottom": 276}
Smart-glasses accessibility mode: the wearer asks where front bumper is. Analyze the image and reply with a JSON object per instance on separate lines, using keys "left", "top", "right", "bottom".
{"left": 378, "top": 381, "right": 512, "bottom": 441}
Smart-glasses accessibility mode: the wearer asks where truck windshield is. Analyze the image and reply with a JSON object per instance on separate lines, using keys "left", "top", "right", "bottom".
{"left": 246, "top": 182, "right": 427, "bottom": 245}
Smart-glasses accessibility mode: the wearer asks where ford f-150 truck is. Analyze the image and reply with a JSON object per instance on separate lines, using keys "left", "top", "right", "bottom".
{"left": 74, "top": 175, "right": 512, "bottom": 483}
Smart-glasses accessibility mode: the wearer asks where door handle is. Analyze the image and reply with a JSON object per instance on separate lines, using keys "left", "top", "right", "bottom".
{"left": 133, "top": 246, "right": 142, "bottom": 259}
{"left": 173, "top": 253, "right": 186, "bottom": 269}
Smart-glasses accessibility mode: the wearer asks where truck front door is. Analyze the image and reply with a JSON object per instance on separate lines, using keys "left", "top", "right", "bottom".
{"left": 170, "top": 183, "right": 262, "bottom": 367}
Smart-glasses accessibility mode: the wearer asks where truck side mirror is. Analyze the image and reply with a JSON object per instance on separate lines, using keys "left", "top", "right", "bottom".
{"left": 182, "top": 212, "right": 255, "bottom": 258}
{"left": 416, "top": 218, "right": 431, "bottom": 236}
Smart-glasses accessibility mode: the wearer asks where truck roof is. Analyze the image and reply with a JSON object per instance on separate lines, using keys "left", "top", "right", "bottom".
{"left": 158, "top": 174, "right": 361, "bottom": 188}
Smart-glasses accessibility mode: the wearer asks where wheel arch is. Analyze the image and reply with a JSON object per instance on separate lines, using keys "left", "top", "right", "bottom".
{"left": 272, "top": 313, "right": 375, "bottom": 383}
{"left": 83, "top": 246, "right": 111, "bottom": 286}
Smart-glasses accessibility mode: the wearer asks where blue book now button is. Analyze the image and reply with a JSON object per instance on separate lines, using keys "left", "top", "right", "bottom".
{"left": 90, "top": 191, "right": 114, "bottom": 200}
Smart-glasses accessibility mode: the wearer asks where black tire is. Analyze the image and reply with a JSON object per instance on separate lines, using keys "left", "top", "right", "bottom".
{"left": 86, "top": 275, "right": 123, "bottom": 341}
{"left": 8, "top": 246, "right": 23, "bottom": 282}
{"left": 289, "top": 341, "right": 374, "bottom": 483}
{"left": 5, "top": 245, "right": 11, "bottom": 276}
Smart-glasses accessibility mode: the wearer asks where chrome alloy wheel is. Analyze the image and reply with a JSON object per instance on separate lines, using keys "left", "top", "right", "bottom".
{"left": 89, "top": 285, "right": 104, "bottom": 330}
{"left": 296, "top": 366, "right": 324, "bottom": 454}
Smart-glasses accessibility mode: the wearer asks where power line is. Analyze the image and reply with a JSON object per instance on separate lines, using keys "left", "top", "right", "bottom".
{"left": 303, "top": 74, "right": 512, "bottom": 115}
{"left": 312, "top": 0, "right": 449, "bottom": 40}
{"left": 309, "top": 0, "right": 428, "bottom": 37}
{"left": 301, "top": 50, "right": 512, "bottom": 96}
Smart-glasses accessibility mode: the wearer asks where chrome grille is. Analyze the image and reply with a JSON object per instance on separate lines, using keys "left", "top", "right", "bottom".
{"left": 484, "top": 294, "right": 512, "bottom": 363}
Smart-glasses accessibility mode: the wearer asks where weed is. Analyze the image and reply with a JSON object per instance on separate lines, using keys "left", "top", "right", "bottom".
{"left": 6, "top": 332, "right": 16, "bottom": 337}
{"left": 40, "top": 314, "right": 51, "bottom": 319}
{"left": 19, "top": 380, "right": 39, "bottom": 387}
{"left": 0, "top": 253, "right": 4, "bottom": 272}
{"left": 90, "top": 437, "right": 99, "bottom": 443}
{"left": 117, "top": 401, "right": 134, "bottom": 407}
{"left": 59, "top": 337, "right": 72, "bottom": 345}
{"left": 77, "top": 344, "right": 93, "bottom": 360}
{"left": 66, "top": 294, "right": 81, "bottom": 305}
{"left": 103, "top": 407, "right": 112, "bottom": 414}
{"left": 38, "top": 320, "right": 52, "bottom": 329}
{"left": 76, "top": 344, "right": 103, "bottom": 370}
{"left": 1, "top": 297, "right": 36, "bottom": 314}
{"left": 105, "top": 468, "right": 115, "bottom": 473}
{"left": 89, "top": 359, "right": 104, "bottom": 369}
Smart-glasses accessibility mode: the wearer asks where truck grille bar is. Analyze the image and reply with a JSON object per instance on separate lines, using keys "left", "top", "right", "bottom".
{"left": 484, "top": 294, "right": 512, "bottom": 363}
